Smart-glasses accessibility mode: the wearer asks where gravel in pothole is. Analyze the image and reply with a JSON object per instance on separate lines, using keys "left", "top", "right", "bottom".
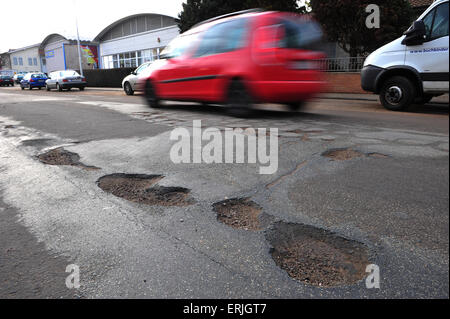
{"left": 322, "top": 148, "right": 364, "bottom": 161}
{"left": 212, "top": 198, "right": 263, "bottom": 231}
{"left": 97, "top": 173, "right": 195, "bottom": 206}
{"left": 37, "top": 148, "right": 100, "bottom": 170}
{"left": 266, "top": 222, "right": 370, "bottom": 287}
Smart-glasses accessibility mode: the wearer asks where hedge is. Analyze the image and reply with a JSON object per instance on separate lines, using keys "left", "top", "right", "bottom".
{"left": 75, "top": 68, "right": 135, "bottom": 88}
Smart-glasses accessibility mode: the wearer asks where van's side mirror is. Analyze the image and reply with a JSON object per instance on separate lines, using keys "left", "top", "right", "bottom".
{"left": 402, "top": 20, "right": 426, "bottom": 46}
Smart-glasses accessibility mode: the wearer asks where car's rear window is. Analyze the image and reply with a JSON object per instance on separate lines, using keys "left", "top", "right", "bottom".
{"left": 60, "top": 71, "right": 80, "bottom": 77}
{"left": 31, "top": 73, "right": 46, "bottom": 78}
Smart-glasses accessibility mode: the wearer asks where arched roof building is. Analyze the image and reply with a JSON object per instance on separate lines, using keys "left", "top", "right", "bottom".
{"left": 94, "top": 13, "right": 179, "bottom": 69}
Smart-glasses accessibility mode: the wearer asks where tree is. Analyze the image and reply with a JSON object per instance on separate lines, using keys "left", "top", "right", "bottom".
{"left": 310, "top": 0, "right": 413, "bottom": 57}
{"left": 178, "top": 0, "right": 307, "bottom": 33}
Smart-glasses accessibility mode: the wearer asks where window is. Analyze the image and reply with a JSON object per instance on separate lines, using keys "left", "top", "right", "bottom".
{"left": 431, "top": 3, "right": 449, "bottom": 39}
{"left": 19, "top": 57, "right": 23, "bottom": 65}
{"left": 161, "top": 33, "right": 199, "bottom": 59}
{"left": 13, "top": 57, "right": 18, "bottom": 65}
{"left": 193, "top": 18, "right": 248, "bottom": 58}
{"left": 33, "top": 58, "right": 37, "bottom": 66}
{"left": 28, "top": 58, "right": 33, "bottom": 66}
{"left": 422, "top": 3, "right": 449, "bottom": 41}
{"left": 279, "top": 18, "right": 323, "bottom": 49}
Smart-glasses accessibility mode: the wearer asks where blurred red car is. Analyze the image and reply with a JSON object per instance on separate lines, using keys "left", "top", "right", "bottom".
{"left": 143, "top": 9, "right": 326, "bottom": 116}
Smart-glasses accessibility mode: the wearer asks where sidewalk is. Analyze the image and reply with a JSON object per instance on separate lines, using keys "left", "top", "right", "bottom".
{"left": 318, "top": 92, "right": 449, "bottom": 105}
{"left": 83, "top": 87, "right": 449, "bottom": 105}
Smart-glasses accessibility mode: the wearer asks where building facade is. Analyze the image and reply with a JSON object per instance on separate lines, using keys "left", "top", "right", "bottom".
{"left": 8, "top": 44, "right": 42, "bottom": 73}
{"left": 39, "top": 34, "right": 99, "bottom": 73}
{"left": 94, "top": 13, "right": 179, "bottom": 69}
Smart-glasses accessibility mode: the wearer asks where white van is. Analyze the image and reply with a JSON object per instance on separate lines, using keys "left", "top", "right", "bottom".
{"left": 361, "top": 0, "right": 449, "bottom": 110}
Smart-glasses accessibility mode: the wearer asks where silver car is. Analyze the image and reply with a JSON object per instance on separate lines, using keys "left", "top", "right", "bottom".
{"left": 122, "top": 62, "right": 152, "bottom": 95}
{"left": 46, "top": 70, "right": 86, "bottom": 91}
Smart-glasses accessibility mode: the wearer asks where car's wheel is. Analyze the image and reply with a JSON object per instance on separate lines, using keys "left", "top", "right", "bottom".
{"left": 29, "top": 85, "right": 32, "bottom": 90}
{"left": 21, "top": 86, "right": 24, "bottom": 90}
{"left": 79, "top": 87, "right": 85, "bottom": 91}
{"left": 415, "top": 94, "right": 434, "bottom": 105}
{"left": 144, "top": 80, "right": 160, "bottom": 108}
{"left": 67, "top": 87, "right": 71, "bottom": 91}
{"left": 286, "top": 101, "right": 306, "bottom": 111}
{"left": 379, "top": 76, "right": 416, "bottom": 111}
{"left": 225, "top": 80, "right": 254, "bottom": 117}
{"left": 124, "top": 82, "right": 134, "bottom": 95}
{"left": 46, "top": 85, "right": 50, "bottom": 91}
{"left": 38, "top": 87, "right": 41, "bottom": 90}
{"left": 57, "top": 83, "right": 62, "bottom": 92}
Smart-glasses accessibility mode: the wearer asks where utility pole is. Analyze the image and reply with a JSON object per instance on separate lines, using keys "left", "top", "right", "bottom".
{"left": 74, "top": 1, "right": 83, "bottom": 76}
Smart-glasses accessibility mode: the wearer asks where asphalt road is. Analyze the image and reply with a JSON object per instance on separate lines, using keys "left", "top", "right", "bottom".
{"left": 0, "top": 86, "right": 448, "bottom": 298}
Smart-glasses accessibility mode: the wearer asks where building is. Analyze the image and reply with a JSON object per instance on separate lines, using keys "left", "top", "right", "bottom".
{"left": 94, "top": 13, "right": 179, "bottom": 69}
{"left": 39, "top": 34, "right": 99, "bottom": 73}
{"left": 8, "top": 44, "right": 42, "bottom": 73}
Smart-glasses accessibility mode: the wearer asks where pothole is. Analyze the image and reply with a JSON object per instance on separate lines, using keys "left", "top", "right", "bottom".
{"left": 97, "top": 174, "right": 194, "bottom": 206}
{"left": 37, "top": 148, "right": 100, "bottom": 170}
{"left": 212, "top": 198, "right": 263, "bottom": 231}
{"left": 266, "top": 222, "right": 370, "bottom": 287}
{"left": 322, "top": 148, "right": 364, "bottom": 161}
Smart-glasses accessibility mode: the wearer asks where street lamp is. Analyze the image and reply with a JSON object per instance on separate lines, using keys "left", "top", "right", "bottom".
{"left": 73, "top": 0, "right": 83, "bottom": 76}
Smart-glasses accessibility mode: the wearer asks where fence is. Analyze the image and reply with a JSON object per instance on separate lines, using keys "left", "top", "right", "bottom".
{"left": 75, "top": 68, "right": 135, "bottom": 88}
{"left": 318, "top": 57, "right": 366, "bottom": 72}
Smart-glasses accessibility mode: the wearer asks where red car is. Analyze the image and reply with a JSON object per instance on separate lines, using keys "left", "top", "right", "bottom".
{"left": 143, "top": 9, "right": 326, "bottom": 116}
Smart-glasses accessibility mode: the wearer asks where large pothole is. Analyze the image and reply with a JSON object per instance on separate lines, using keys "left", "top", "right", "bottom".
{"left": 266, "top": 222, "right": 370, "bottom": 287}
{"left": 97, "top": 173, "right": 194, "bottom": 206}
{"left": 37, "top": 148, "right": 100, "bottom": 170}
{"left": 213, "top": 198, "right": 263, "bottom": 231}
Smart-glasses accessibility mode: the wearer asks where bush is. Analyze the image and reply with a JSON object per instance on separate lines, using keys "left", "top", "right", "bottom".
{"left": 75, "top": 68, "right": 135, "bottom": 87}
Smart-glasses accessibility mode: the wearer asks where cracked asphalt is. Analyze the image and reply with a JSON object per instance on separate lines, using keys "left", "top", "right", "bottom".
{"left": 0, "top": 86, "right": 448, "bottom": 298}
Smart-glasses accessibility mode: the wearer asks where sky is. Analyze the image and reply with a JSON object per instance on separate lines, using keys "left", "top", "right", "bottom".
{"left": 0, "top": 0, "right": 186, "bottom": 52}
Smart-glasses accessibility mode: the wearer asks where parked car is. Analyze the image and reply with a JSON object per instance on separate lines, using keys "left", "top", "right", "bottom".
{"left": 122, "top": 61, "right": 152, "bottom": 95}
{"left": 13, "top": 73, "right": 26, "bottom": 84}
{"left": 46, "top": 70, "right": 86, "bottom": 91}
{"left": 142, "top": 9, "right": 326, "bottom": 116}
{"left": 0, "top": 75, "right": 14, "bottom": 86}
{"left": 361, "top": 0, "right": 449, "bottom": 111}
{"left": 20, "top": 73, "right": 48, "bottom": 90}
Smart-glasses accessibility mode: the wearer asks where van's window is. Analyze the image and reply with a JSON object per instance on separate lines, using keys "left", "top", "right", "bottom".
{"left": 278, "top": 18, "right": 323, "bottom": 50}
{"left": 422, "top": 2, "right": 449, "bottom": 40}
{"left": 431, "top": 2, "right": 449, "bottom": 39}
{"left": 193, "top": 18, "right": 248, "bottom": 58}
{"left": 160, "top": 33, "right": 199, "bottom": 59}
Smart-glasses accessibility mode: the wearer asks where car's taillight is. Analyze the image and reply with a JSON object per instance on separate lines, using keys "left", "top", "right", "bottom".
{"left": 81, "top": 77, "right": 86, "bottom": 82}
{"left": 63, "top": 79, "right": 68, "bottom": 82}
{"left": 29, "top": 79, "right": 34, "bottom": 82}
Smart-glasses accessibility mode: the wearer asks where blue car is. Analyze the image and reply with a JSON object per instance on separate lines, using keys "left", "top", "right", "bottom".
{"left": 20, "top": 72, "right": 48, "bottom": 90}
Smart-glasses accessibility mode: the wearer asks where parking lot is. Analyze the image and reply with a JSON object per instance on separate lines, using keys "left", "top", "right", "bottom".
{"left": 0, "top": 86, "right": 448, "bottom": 298}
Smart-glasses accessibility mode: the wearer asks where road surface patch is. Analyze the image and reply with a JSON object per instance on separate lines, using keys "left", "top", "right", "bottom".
{"left": 266, "top": 222, "right": 370, "bottom": 287}
{"left": 97, "top": 173, "right": 194, "bottom": 206}
{"left": 212, "top": 198, "right": 263, "bottom": 231}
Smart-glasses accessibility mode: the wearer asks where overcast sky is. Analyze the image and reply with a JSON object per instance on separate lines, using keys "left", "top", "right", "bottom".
{"left": 0, "top": 0, "right": 186, "bottom": 52}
